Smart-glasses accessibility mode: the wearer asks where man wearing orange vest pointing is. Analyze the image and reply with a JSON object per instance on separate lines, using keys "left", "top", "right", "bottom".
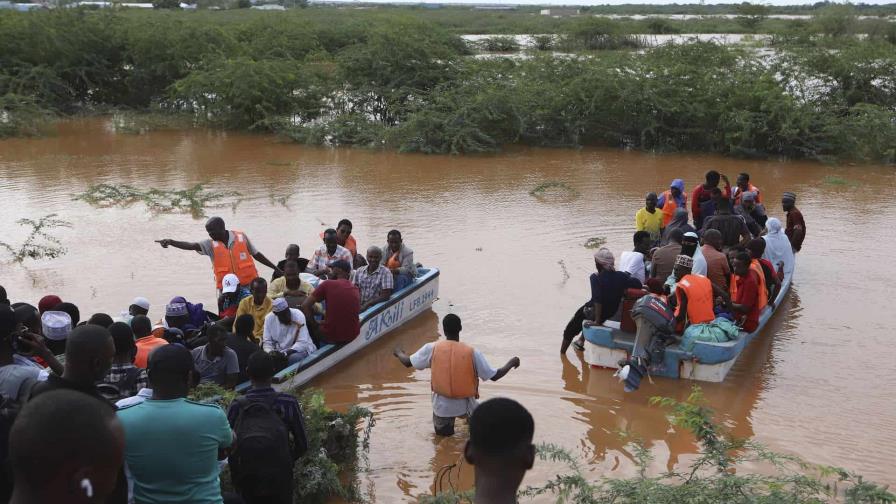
{"left": 156, "top": 216, "right": 282, "bottom": 291}
{"left": 393, "top": 314, "right": 521, "bottom": 436}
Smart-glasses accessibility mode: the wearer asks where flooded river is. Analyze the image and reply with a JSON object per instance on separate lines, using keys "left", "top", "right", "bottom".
{"left": 1, "top": 118, "right": 894, "bottom": 500}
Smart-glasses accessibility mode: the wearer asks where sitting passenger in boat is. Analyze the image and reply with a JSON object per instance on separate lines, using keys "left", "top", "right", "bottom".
{"left": 383, "top": 230, "right": 418, "bottom": 292}
{"left": 671, "top": 255, "right": 727, "bottom": 331}
{"left": 302, "top": 261, "right": 360, "bottom": 345}
{"left": 226, "top": 314, "right": 259, "bottom": 384}
{"left": 270, "top": 259, "right": 315, "bottom": 309}
{"left": 263, "top": 298, "right": 316, "bottom": 366}
{"left": 734, "top": 191, "right": 768, "bottom": 237}
{"left": 635, "top": 192, "right": 664, "bottom": 246}
{"left": 217, "top": 273, "right": 246, "bottom": 320}
{"left": 118, "top": 296, "right": 150, "bottom": 325}
{"left": 191, "top": 324, "right": 239, "bottom": 389}
{"left": 353, "top": 246, "right": 394, "bottom": 311}
{"left": 660, "top": 208, "right": 694, "bottom": 246}
{"left": 747, "top": 238, "right": 780, "bottom": 308}
{"left": 132, "top": 315, "right": 167, "bottom": 369}
{"left": 271, "top": 243, "right": 303, "bottom": 281}
{"left": 98, "top": 322, "right": 149, "bottom": 402}
{"left": 650, "top": 228, "right": 683, "bottom": 286}
{"left": 732, "top": 172, "right": 761, "bottom": 206}
{"left": 619, "top": 231, "right": 652, "bottom": 284}
{"left": 698, "top": 229, "right": 731, "bottom": 292}
{"left": 320, "top": 219, "right": 368, "bottom": 269}
{"left": 464, "top": 398, "right": 535, "bottom": 503}
{"left": 561, "top": 248, "right": 642, "bottom": 354}
{"left": 309, "top": 228, "right": 353, "bottom": 279}
{"left": 233, "top": 278, "right": 272, "bottom": 343}
{"left": 730, "top": 251, "right": 764, "bottom": 332}
{"left": 393, "top": 314, "right": 521, "bottom": 436}
{"left": 701, "top": 198, "right": 751, "bottom": 249}
{"left": 762, "top": 217, "right": 795, "bottom": 277}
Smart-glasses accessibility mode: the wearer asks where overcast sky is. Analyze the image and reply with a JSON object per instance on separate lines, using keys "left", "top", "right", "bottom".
{"left": 324, "top": 0, "right": 896, "bottom": 6}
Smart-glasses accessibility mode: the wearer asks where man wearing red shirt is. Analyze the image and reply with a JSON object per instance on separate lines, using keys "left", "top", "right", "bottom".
{"left": 303, "top": 261, "right": 360, "bottom": 344}
{"left": 691, "top": 170, "right": 731, "bottom": 229}
{"left": 730, "top": 251, "right": 762, "bottom": 332}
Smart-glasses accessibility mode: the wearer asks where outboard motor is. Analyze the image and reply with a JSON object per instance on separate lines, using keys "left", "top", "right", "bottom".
{"left": 615, "top": 294, "right": 674, "bottom": 392}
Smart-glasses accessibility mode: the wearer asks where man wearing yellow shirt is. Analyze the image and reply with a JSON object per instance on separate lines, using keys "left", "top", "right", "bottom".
{"left": 635, "top": 192, "right": 664, "bottom": 246}
{"left": 233, "top": 277, "right": 272, "bottom": 342}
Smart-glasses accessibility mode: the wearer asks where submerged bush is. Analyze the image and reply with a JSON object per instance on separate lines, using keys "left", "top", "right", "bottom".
{"left": 1, "top": 9, "right": 893, "bottom": 164}
{"left": 479, "top": 36, "right": 520, "bottom": 52}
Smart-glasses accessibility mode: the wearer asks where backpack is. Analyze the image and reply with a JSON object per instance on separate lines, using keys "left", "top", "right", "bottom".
{"left": 229, "top": 396, "right": 294, "bottom": 492}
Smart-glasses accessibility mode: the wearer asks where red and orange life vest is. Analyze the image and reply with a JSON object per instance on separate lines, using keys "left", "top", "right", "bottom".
{"left": 750, "top": 259, "right": 768, "bottom": 310}
{"left": 431, "top": 340, "right": 479, "bottom": 399}
{"left": 211, "top": 231, "right": 258, "bottom": 289}
{"left": 733, "top": 183, "right": 761, "bottom": 206}
{"left": 675, "top": 274, "right": 715, "bottom": 326}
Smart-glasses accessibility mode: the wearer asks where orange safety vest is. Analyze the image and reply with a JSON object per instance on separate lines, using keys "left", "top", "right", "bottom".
{"left": 386, "top": 250, "right": 401, "bottom": 270}
{"left": 431, "top": 340, "right": 479, "bottom": 399}
{"left": 660, "top": 189, "right": 687, "bottom": 227}
{"left": 211, "top": 231, "right": 258, "bottom": 289}
{"left": 733, "top": 183, "right": 761, "bottom": 205}
{"left": 750, "top": 259, "right": 768, "bottom": 310}
{"left": 675, "top": 274, "right": 715, "bottom": 325}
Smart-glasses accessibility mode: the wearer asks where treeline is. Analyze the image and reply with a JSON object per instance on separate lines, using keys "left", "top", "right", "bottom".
{"left": 0, "top": 8, "right": 894, "bottom": 163}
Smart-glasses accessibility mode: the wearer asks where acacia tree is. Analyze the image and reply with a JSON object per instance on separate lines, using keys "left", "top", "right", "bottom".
{"left": 735, "top": 2, "right": 770, "bottom": 32}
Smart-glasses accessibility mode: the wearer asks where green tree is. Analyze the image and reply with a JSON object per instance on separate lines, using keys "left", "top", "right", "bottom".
{"left": 735, "top": 2, "right": 770, "bottom": 32}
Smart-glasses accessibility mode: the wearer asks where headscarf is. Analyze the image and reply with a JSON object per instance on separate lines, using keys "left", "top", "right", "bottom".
{"left": 594, "top": 248, "right": 615, "bottom": 271}
{"left": 168, "top": 296, "right": 206, "bottom": 329}
{"left": 762, "top": 217, "right": 794, "bottom": 277}
{"left": 661, "top": 207, "right": 695, "bottom": 246}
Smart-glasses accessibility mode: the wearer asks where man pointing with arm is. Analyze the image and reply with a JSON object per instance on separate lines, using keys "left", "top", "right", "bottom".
{"left": 157, "top": 216, "right": 282, "bottom": 291}
{"left": 393, "top": 314, "right": 520, "bottom": 437}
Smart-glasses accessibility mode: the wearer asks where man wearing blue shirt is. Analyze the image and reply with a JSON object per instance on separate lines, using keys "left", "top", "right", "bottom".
{"left": 117, "top": 344, "right": 234, "bottom": 504}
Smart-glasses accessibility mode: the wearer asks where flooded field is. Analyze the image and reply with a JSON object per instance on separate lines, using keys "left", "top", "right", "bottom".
{"left": 1, "top": 118, "right": 894, "bottom": 501}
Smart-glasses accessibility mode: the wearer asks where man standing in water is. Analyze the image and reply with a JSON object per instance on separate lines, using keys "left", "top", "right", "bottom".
{"left": 156, "top": 216, "right": 281, "bottom": 291}
{"left": 782, "top": 192, "right": 806, "bottom": 253}
{"left": 393, "top": 314, "right": 521, "bottom": 436}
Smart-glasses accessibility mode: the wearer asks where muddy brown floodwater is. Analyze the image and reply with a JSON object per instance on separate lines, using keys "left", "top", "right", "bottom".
{"left": 1, "top": 118, "right": 894, "bottom": 501}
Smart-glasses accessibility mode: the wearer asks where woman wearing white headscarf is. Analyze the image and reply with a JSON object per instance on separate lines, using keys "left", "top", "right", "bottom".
{"left": 762, "top": 217, "right": 794, "bottom": 277}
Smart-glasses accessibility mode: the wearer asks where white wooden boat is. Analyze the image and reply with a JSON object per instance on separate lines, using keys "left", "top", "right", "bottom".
{"left": 236, "top": 267, "right": 440, "bottom": 392}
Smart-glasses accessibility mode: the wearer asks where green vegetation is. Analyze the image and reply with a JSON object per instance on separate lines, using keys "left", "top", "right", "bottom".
{"left": 479, "top": 36, "right": 520, "bottom": 53}
{"left": 426, "top": 386, "right": 895, "bottom": 504}
{"left": 74, "top": 183, "right": 242, "bottom": 218}
{"left": 0, "top": 214, "right": 72, "bottom": 263}
{"left": 190, "top": 384, "right": 374, "bottom": 504}
{"left": 583, "top": 237, "right": 607, "bottom": 249}
{"left": 1, "top": 7, "right": 894, "bottom": 163}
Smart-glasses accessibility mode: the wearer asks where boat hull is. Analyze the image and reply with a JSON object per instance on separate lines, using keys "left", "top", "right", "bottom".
{"left": 233, "top": 267, "right": 440, "bottom": 393}
{"left": 583, "top": 267, "right": 793, "bottom": 383}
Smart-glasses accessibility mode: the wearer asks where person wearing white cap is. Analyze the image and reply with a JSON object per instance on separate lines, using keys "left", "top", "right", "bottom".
{"left": 217, "top": 273, "right": 246, "bottom": 320}
{"left": 118, "top": 297, "right": 151, "bottom": 326}
{"left": 41, "top": 310, "right": 72, "bottom": 356}
{"left": 262, "top": 298, "right": 316, "bottom": 367}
